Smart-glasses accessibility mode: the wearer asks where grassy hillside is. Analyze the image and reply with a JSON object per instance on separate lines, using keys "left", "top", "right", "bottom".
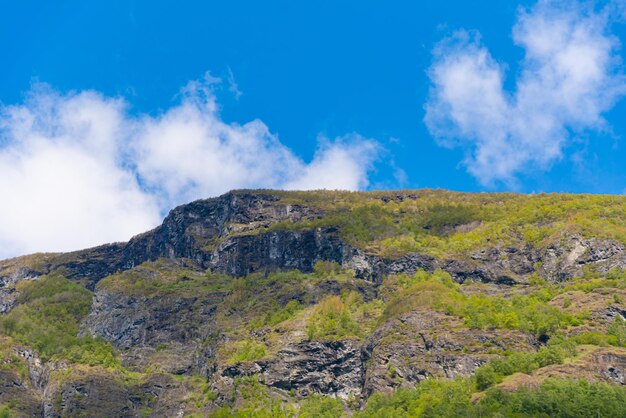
{"left": 267, "top": 189, "right": 626, "bottom": 258}
{"left": 1, "top": 190, "right": 626, "bottom": 417}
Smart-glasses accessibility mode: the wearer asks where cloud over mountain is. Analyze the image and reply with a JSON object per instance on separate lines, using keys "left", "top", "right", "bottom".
{"left": 0, "top": 77, "right": 381, "bottom": 258}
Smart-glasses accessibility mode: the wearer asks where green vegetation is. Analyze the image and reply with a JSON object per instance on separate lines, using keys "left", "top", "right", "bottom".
{"left": 205, "top": 377, "right": 344, "bottom": 418}
{"left": 608, "top": 317, "right": 626, "bottom": 347}
{"left": 225, "top": 340, "right": 268, "bottom": 364}
{"left": 480, "top": 379, "right": 626, "bottom": 417}
{"left": 356, "top": 378, "right": 474, "bottom": 418}
{"left": 0, "top": 275, "right": 119, "bottom": 366}
{"left": 304, "top": 266, "right": 581, "bottom": 344}
{"left": 357, "top": 378, "right": 626, "bottom": 418}
{"left": 213, "top": 263, "right": 383, "bottom": 359}
{"left": 219, "top": 264, "right": 372, "bottom": 327}
{"left": 380, "top": 269, "right": 580, "bottom": 338}
{"left": 305, "top": 263, "right": 385, "bottom": 341}
{"left": 263, "top": 189, "right": 626, "bottom": 259}
{"left": 203, "top": 375, "right": 626, "bottom": 417}
{"left": 186, "top": 376, "right": 219, "bottom": 408}
{"left": 298, "top": 395, "right": 344, "bottom": 418}
{"left": 3, "top": 262, "right": 625, "bottom": 417}
{"left": 381, "top": 269, "right": 463, "bottom": 319}
{"left": 220, "top": 266, "right": 615, "bottom": 361}
{"left": 561, "top": 266, "right": 626, "bottom": 293}
{"left": 98, "top": 259, "right": 233, "bottom": 296}
{"left": 209, "top": 376, "right": 295, "bottom": 418}
{"left": 462, "top": 292, "right": 581, "bottom": 337}
{"left": 473, "top": 337, "right": 576, "bottom": 390}
{"left": 7, "top": 191, "right": 626, "bottom": 416}
{"left": 307, "top": 294, "right": 361, "bottom": 340}
{"left": 250, "top": 300, "right": 303, "bottom": 329}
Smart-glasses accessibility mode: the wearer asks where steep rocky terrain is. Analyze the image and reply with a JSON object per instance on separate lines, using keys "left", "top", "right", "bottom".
{"left": 2, "top": 189, "right": 626, "bottom": 417}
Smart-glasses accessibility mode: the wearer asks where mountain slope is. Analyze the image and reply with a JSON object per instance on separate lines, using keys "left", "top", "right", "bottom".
{"left": 1, "top": 189, "right": 626, "bottom": 417}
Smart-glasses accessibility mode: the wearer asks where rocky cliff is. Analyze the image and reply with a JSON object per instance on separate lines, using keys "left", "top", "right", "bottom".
{"left": 2, "top": 189, "right": 626, "bottom": 417}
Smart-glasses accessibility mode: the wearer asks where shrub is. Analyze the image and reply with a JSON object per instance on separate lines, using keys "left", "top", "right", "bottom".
{"left": 250, "top": 300, "right": 303, "bottom": 329}
{"left": 307, "top": 294, "right": 361, "bottom": 340}
{"left": 355, "top": 378, "right": 474, "bottom": 418}
{"left": 313, "top": 260, "right": 344, "bottom": 276}
{"left": 358, "top": 377, "right": 626, "bottom": 418}
{"left": 381, "top": 270, "right": 462, "bottom": 320}
{"left": 463, "top": 294, "right": 578, "bottom": 337}
{"left": 474, "top": 365, "right": 498, "bottom": 391}
{"left": 0, "top": 275, "right": 120, "bottom": 366}
{"left": 299, "top": 395, "right": 344, "bottom": 418}
{"left": 472, "top": 338, "right": 576, "bottom": 391}
{"left": 608, "top": 317, "right": 626, "bottom": 347}
{"left": 226, "top": 340, "right": 267, "bottom": 364}
{"left": 479, "top": 379, "right": 626, "bottom": 417}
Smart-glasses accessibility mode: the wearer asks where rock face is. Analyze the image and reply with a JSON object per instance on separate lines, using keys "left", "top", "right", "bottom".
{"left": 4, "top": 191, "right": 626, "bottom": 298}
{"left": 0, "top": 193, "right": 323, "bottom": 290}
{"left": 361, "top": 310, "right": 538, "bottom": 397}
{"left": 5, "top": 190, "right": 626, "bottom": 416}
{"left": 208, "top": 227, "right": 352, "bottom": 278}
{"left": 221, "top": 340, "right": 365, "bottom": 400}
{"left": 540, "top": 235, "right": 626, "bottom": 281}
{"left": 14, "top": 347, "right": 58, "bottom": 393}
{"left": 0, "top": 243, "right": 129, "bottom": 292}
{"left": 79, "top": 264, "right": 224, "bottom": 377}
{"left": 0, "top": 357, "right": 42, "bottom": 417}
{"left": 262, "top": 340, "right": 364, "bottom": 399}
{"left": 2, "top": 341, "right": 208, "bottom": 417}
{"left": 42, "top": 369, "right": 192, "bottom": 418}
{"left": 597, "top": 350, "right": 626, "bottom": 385}
{"left": 124, "top": 192, "right": 324, "bottom": 268}
{"left": 81, "top": 288, "right": 222, "bottom": 352}
{"left": 0, "top": 260, "right": 40, "bottom": 313}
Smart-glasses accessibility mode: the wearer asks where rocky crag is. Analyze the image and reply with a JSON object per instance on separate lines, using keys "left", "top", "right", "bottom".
{"left": 2, "top": 190, "right": 626, "bottom": 417}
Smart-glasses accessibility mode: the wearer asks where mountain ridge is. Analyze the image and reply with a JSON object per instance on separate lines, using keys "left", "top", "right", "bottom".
{"left": 2, "top": 189, "right": 626, "bottom": 417}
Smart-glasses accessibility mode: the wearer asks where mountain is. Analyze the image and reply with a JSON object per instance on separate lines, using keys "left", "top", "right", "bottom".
{"left": 1, "top": 189, "right": 626, "bottom": 417}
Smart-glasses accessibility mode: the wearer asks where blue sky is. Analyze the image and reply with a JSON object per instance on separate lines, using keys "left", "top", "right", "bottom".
{"left": 1, "top": 0, "right": 626, "bottom": 256}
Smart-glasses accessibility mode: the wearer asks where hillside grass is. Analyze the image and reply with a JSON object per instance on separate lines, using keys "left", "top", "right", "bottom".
{"left": 355, "top": 377, "right": 626, "bottom": 418}
{"left": 0, "top": 275, "right": 119, "bottom": 367}
{"left": 253, "top": 189, "right": 626, "bottom": 259}
{"left": 97, "top": 259, "right": 233, "bottom": 296}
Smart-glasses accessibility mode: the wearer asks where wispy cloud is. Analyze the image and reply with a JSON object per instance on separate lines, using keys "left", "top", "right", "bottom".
{"left": 226, "top": 67, "right": 243, "bottom": 100}
{"left": 0, "top": 76, "right": 382, "bottom": 258}
{"left": 425, "top": 0, "right": 626, "bottom": 186}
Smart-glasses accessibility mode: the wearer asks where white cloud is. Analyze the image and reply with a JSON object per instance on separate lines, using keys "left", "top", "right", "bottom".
{"left": 425, "top": 0, "right": 626, "bottom": 186}
{"left": 0, "top": 77, "right": 381, "bottom": 259}
{"left": 0, "top": 86, "right": 161, "bottom": 259}
{"left": 283, "top": 136, "right": 380, "bottom": 190}
{"left": 132, "top": 78, "right": 380, "bottom": 206}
